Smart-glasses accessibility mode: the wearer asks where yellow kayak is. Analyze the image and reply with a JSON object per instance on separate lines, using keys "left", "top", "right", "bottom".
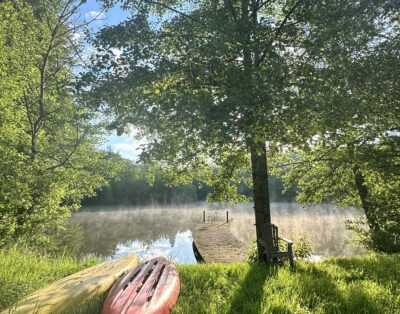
{"left": 2, "top": 255, "right": 139, "bottom": 314}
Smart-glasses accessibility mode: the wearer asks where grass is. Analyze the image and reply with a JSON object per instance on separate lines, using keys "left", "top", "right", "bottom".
{"left": 175, "top": 255, "right": 400, "bottom": 314}
{"left": 0, "top": 248, "right": 97, "bottom": 311}
{"left": 0, "top": 250, "right": 399, "bottom": 313}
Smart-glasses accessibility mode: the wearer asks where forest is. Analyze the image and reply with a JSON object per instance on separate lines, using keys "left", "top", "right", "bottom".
{"left": 82, "top": 158, "right": 297, "bottom": 206}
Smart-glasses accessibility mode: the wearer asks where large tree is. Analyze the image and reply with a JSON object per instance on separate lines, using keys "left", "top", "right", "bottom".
{"left": 0, "top": 0, "right": 118, "bottom": 247}
{"left": 86, "top": 0, "right": 388, "bottom": 259}
{"left": 272, "top": 3, "right": 400, "bottom": 252}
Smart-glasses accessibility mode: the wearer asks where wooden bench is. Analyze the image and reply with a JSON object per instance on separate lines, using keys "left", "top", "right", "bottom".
{"left": 258, "top": 223, "right": 294, "bottom": 268}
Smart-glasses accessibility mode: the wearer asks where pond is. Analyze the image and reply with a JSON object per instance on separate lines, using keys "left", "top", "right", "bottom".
{"left": 68, "top": 202, "right": 364, "bottom": 263}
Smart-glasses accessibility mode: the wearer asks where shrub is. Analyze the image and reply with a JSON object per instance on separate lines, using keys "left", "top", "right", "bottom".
{"left": 293, "top": 235, "right": 313, "bottom": 258}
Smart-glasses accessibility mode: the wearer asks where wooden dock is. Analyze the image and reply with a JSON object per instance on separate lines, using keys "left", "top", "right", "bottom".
{"left": 192, "top": 222, "right": 250, "bottom": 263}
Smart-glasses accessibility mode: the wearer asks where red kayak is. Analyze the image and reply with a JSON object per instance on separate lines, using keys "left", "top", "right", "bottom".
{"left": 101, "top": 256, "right": 180, "bottom": 314}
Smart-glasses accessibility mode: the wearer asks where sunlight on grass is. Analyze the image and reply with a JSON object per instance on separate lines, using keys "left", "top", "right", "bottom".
{"left": 0, "top": 250, "right": 398, "bottom": 314}
{"left": 0, "top": 248, "right": 97, "bottom": 311}
{"left": 174, "top": 255, "right": 400, "bottom": 314}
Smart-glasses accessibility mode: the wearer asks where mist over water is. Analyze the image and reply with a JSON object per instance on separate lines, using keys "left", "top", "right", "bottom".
{"left": 69, "top": 202, "right": 363, "bottom": 263}
{"left": 229, "top": 203, "right": 364, "bottom": 256}
{"left": 70, "top": 205, "right": 202, "bottom": 263}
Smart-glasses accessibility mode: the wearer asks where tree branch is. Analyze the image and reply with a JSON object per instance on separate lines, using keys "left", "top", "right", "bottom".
{"left": 44, "top": 129, "right": 87, "bottom": 172}
{"left": 145, "top": 0, "right": 196, "bottom": 21}
{"left": 256, "top": 0, "right": 305, "bottom": 67}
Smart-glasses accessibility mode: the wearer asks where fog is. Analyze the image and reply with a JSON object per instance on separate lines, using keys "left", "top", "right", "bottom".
{"left": 229, "top": 203, "right": 364, "bottom": 256}
{"left": 68, "top": 202, "right": 363, "bottom": 262}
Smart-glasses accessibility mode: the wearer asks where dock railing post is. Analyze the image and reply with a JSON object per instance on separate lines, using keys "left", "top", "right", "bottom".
{"left": 203, "top": 210, "right": 205, "bottom": 222}
{"left": 226, "top": 211, "right": 229, "bottom": 223}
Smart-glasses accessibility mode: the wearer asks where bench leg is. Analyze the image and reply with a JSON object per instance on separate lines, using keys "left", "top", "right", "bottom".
{"left": 288, "top": 243, "right": 295, "bottom": 270}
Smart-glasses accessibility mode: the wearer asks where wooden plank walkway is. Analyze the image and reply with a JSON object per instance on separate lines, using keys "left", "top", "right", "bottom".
{"left": 193, "top": 222, "right": 250, "bottom": 263}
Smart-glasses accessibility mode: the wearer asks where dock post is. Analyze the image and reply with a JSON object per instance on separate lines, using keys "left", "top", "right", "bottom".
{"left": 203, "top": 210, "right": 205, "bottom": 222}
{"left": 226, "top": 211, "right": 229, "bottom": 223}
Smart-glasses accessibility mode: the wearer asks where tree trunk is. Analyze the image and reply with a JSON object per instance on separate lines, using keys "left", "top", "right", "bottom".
{"left": 352, "top": 165, "right": 379, "bottom": 232}
{"left": 238, "top": 0, "right": 272, "bottom": 260}
{"left": 250, "top": 140, "right": 272, "bottom": 261}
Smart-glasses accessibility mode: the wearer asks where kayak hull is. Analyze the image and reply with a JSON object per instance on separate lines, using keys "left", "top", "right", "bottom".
{"left": 101, "top": 256, "right": 180, "bottom": 314}
{"left": 2, "top": 255, "right": 139, "bottom": 314}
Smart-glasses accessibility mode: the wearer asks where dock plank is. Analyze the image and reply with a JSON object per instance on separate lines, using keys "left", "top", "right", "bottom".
{"left": 193, "top": 222, "right": 250, "bottom": 263}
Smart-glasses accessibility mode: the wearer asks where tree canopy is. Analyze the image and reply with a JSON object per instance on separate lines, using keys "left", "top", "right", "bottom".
{"left": 0, "top": 0, "right": 119, "bottom": 247}
{"left": 271, "top": 3, "right": 400, "bottom": 252}
{"left": 85, "top": 0, "right": 398, "bottom": 256}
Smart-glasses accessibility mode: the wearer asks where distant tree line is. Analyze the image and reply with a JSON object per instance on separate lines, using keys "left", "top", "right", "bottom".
{"left": 82, "top": 157, "right": 297, "bottom": 206}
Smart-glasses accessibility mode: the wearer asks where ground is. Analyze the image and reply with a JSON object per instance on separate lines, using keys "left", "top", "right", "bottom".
{"left": 0, "top": 250, "right": 399, "bottom": 314}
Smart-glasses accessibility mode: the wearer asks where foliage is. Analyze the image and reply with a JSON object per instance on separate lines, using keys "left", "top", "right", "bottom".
{"left": 84, "top": 0, "right": 398, "bottom": 258}
{"left": 347, "top": 209, "right": 400, "bottom": 254}
{"left": 270, "top": 2, "right": 400, "bottom": 253}
{"left": 293, "top": 235, "right": 312, "bottom": 259}
{"left": 246, "top": 239, "right": 258, "bottom": 263}
{"left": 85, "top": 0, "right": 393, "bottom": 190}
{"left": 0, "top": 1, "right": 119, "bottom": 247}
{"left": 82, "top": 158, "right": 297, "bottom": 206}
{"left": 82, "top": 159, "right": 203, "bottom": 206}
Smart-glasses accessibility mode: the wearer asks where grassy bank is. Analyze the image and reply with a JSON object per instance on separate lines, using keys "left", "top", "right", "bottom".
{"left": 0, "top": 248, "right": 97, "bottom": 311}
{"left": 175, "top": 255, "right": 400, "bottom": 313}
{"left": 0, "top": 251, "right": 398, "bottom": 313}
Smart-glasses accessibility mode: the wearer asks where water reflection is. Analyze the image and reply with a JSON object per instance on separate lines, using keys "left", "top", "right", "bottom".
{"left": 69, "top": 202, "right": 363, "bottom": 262}
{"left": 113, "top": 230, "right": 196, "bottom": 263}
{"left": 70, "top": 206, "right": 202, "bottom": 260}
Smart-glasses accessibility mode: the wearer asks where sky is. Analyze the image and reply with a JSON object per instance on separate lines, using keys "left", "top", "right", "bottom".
{"left": 79, "top": 1, "right": 143, "bottom": 160}
{"left": 80, "top": 0, "right": 128, "bottom": 28}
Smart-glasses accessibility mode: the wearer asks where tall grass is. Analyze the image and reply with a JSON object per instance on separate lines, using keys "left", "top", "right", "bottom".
{"left": 0, "top": 248, "right": 96, "bottom": 311}
{"left": 174, "top": 254, "right": 400, "bottom": 314}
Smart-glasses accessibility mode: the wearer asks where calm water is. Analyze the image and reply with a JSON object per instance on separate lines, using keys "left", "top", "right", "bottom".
{"left": 68, "top": 202, "right": 363, "bottom": 263}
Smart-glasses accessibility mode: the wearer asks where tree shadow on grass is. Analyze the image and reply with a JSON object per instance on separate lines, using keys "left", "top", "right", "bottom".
{"left": 229, "top": 262, "right": 346, "bottom": 314}
{"left": 228, "top": 262, "right": 279, "bottom": 314}
{"left": 292, "top": 262, "right": 395, "bottom": 314}
{"left": 293, "top": 264, "right": 345, "bottom": 313}
{"left": 227, "top": 257, "right": 399, "bottom": 314}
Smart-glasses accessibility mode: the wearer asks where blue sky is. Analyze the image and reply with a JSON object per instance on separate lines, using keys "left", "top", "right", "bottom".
{"left": 80, "top": 0, "right": 128, "bottom": 27}
{"left": 80, "top": 1, "right": 143, "bottom": 160}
